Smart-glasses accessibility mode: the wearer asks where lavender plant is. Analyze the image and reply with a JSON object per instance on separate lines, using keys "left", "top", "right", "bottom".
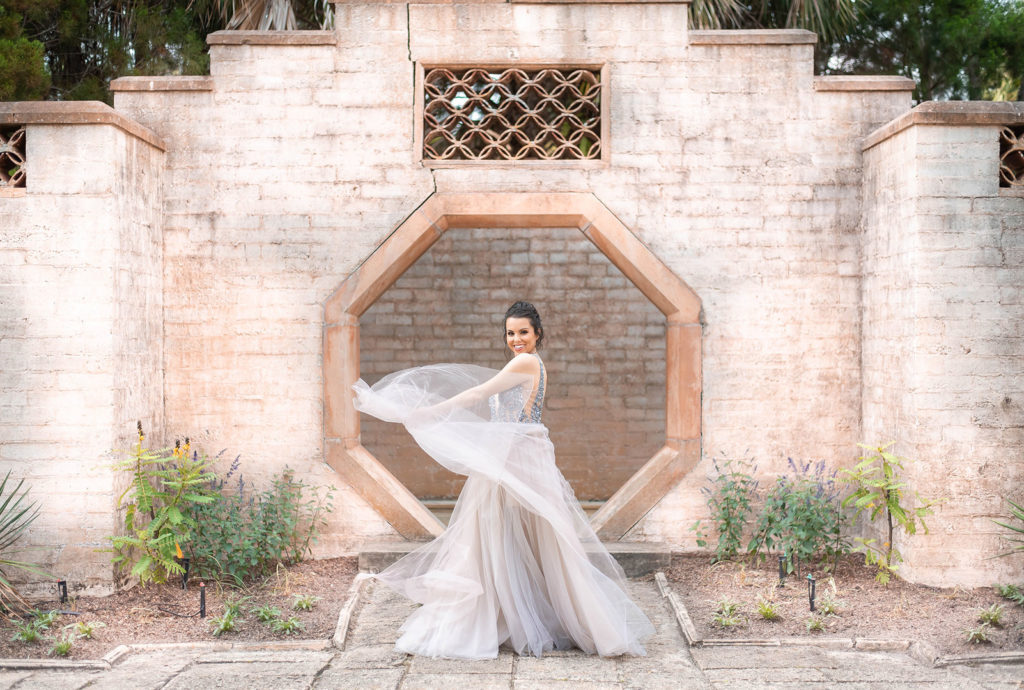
{"left": 748, "top": 458, "right": 850, "bottom": 574}
{"left": 691, "top": 456, "right": 758, "bottom": 563}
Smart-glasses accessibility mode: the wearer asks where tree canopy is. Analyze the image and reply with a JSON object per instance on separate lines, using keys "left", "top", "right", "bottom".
{"left": 1, "top": 0, "right": 1021, "bottom": 103}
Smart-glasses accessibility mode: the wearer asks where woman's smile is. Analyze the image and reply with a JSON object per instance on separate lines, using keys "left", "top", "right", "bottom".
{"left": 506, "top": 316, "right": 538, "bottom": 355}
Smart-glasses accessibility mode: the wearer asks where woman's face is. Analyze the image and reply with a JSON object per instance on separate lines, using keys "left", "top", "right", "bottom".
{"left": 506, "top": 317, "right": 538, "bottom": 356}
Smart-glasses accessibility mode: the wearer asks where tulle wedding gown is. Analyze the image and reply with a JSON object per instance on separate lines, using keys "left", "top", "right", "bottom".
{"left": 352, "top": 353, "right": 654, "bottom": 660}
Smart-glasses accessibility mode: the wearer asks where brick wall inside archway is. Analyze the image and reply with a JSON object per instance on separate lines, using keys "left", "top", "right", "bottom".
{"left": 359, "top": 226, "right": 665, "bottom": 501}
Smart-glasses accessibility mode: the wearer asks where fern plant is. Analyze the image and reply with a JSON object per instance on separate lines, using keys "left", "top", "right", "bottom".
{"left": 107, "top": 424, "right": 216, "bottom": 585}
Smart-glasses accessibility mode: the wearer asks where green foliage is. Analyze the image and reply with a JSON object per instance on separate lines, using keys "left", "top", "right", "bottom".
{"left": 994, "top": 584, "right": 1024, "bottom": 607}
{"left": 292, "top": 593, "right": 319, "bottom": 611}
{"left": 693, "top": 457, "right": 758, "bottom": 562}
{"left": 66, "top": 620, "right": 105, "bottom": 639}
{"left": 0, "top": 470, "right": 49, "bottom": 615}
{"left": 9, "top": 619, "right": 43, "bottom": 643}
{"left": 269, "top": 615, "right": 305, "bottom": 635}
{"left": 818, "top": 0, "right": 1024, "bottom": 101}
{"left": 209, "top": 605, "right": 241, "bottom": 636}
{"left": 805, "top": 614, "right": 826, "bottom": 632}
{"left": 711, "top": 597, "right": 743, "bottom": 626}
{"left": 30, "top": 609, "right": 58, "bottom": 630}
{"left": 48, "top": 632, "right": 73, "bottom": 657}
{"left": 107, "top": 426, "right": 217, "bottom": 586}
{"left": 964, "top": 622, "right": 991, "bottom": 644}
{"left": 251, "top": 604, "right": 281, "bottom": 623}
{"left": 689, "top": 0, "right": 857, "bottom": 42}
{"left": 992, "top": 498, "right": 1024, "bottom": 556}
{"left": 840, "top": 443, "right": 943, "bottom": 585}
{"left": 187, "top": 461, "right": 334, "bottom": 586}
{"left": 748, "top": 458, "right": 850, "bottom": 574}
{"left": 0, "top": 37, "right": 51, "bottom": 100}
{"left": 978, "top": 604, "right": 1005, "bottom": 627}
{"left": 756, "top": 596, "right": 781, "bottom": 621}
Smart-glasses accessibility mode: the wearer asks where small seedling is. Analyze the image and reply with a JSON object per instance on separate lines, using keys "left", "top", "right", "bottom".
{"left": 64, "top": 620, "right": 105, "bottom": 640}
{"left": 10, "top": 620, "right": 43, "bottom": 644}
{"left": 994, "top": 584, "right": 1024, "bottom": 606}
{"left": 292, "top": 594, "right": 320, "bottom": 611}
{"left": 209, "top": 608, "right": 241, "bottom": 636}
{"left": 270, "top": 616, "right": 305, "bottom": 635}
{"left": 978, "top": 604, "right": 1005, "bottom": 627}
{"left": 223, "top": 598, "right": 246, "bottom": 617}
{"left": 805, "top": 614, "right": 826, "bottom": 632}
{"left": 819, "top": 593, "right": 844, "bottom": 616}
{"left": 712, "top": 611, "right": 743, "bottom": 628}
{"left": 251, "top": 604, "right": 282, "bottom": 623}
{"left": 49, "top": 634, "right": 74, "bottom": 657}
{"left": 31, "top": 609, "right": 58, "bottom": 630}
{"left": 756, "top": 597, "right": 781, "bottom": 621}
{"left": 712, "top": 597, "right": 740, "bottom": 617}
{"left": 964, "top": 623, "right": 991, "bottom": 644}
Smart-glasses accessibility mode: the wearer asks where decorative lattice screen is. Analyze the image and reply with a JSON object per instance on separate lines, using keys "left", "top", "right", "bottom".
{"left": 0, "top": 125, "right": 26, "bottom": 188}
{"left": 422, "top": 67, "right": 602, "bottom": 162}
{"left": 1000, "top": 126, "right": 1024, "bottom": 188}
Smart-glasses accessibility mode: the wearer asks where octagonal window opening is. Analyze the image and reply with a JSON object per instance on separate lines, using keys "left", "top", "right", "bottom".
{"left": 359, "top": 226, "right": 666, "bottom": 520}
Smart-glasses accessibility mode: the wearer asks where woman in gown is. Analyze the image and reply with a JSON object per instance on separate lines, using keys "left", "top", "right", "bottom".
{"left": 352, "top": 301, "right": 654, "bottom": 660}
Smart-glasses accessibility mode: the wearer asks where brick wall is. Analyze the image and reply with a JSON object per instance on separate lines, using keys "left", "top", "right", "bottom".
{"left": 0, "top": 117, "right": 164, "bottom": 595}
{"left": 359, "top": 226, "right": 665, "bottom": 501}
{"left": 861, "top": 117, "right": 1024, "bottom": 586}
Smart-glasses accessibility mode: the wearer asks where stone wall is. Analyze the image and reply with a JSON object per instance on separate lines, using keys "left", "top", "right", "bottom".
{"left": 860, "top": 103, "right": 1024, "bottom": 586}
{"left": 0, "top": 104, "right": 165, "bottom": 595}
{"left": 359, "top": 226, "right": 665, "bottom": 501}
{"left": 1, "top": 1, "right": 1019, "bottom": 589}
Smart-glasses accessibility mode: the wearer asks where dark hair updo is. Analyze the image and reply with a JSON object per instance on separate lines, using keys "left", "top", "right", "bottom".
{"left": 503, "top": 301, "right": 544, "bottom": 349}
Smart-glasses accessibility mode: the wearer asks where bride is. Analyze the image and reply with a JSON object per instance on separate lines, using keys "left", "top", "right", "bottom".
{"left": 352, "top": 301, "right": 654, "bottom": 659}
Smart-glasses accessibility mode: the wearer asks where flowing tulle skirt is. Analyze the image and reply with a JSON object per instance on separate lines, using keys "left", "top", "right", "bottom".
{"left": 353, "top": 365, "right": 654, "bottom": 660}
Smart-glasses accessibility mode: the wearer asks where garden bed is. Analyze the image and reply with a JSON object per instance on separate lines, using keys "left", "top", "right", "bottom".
{"left": 0, "top": 557, "right": 357, "bottom": 660}
{"left": 666, "top": 553, "right": 1024, "bottom": 656}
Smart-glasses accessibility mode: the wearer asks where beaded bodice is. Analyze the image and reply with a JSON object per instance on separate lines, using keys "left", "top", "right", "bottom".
{"left": 489, "top": 353, "right": 545, "bottom": 424}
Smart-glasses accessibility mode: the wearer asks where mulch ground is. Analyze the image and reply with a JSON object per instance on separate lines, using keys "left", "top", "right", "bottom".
{"left": 666, "top": 553, "right": 1024, "bottom": 656}
{"left": 3, "top": 553, "right": 1022, "bottom": 661}
{"left": 0, "top": 557, "right": 358, "bottom": 660}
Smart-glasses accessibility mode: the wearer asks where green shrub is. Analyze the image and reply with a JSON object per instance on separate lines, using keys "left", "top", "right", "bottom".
{"left": 107, "top": 426, "right": 217, "bottom": 586}
{"left": 748, "top": 458, "right": 850, "bottom": 574}
{"left": 186, "top": 461, "right": 334, "bottom": 586}
{"left": 840, "top": 442, "right": 944, "bottom": 585}
{"left": 692, "top": 457, "right": 758, "bottom": 562}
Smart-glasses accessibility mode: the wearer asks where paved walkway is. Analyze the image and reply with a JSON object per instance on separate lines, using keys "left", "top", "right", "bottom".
{"left": 1, "top": 579, "right": 1021, "bottom": 689}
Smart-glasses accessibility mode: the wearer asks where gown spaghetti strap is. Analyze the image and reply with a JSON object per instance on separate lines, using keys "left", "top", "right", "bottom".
{"left": 352, "top": 354, "right": 654, "bottom": 660}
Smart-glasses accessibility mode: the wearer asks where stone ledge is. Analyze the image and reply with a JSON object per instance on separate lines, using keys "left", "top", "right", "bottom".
{"left": 814, "top": 75, "right": 915, "bottom": 92}
{"left": 207, "top": 30, "right": 335, "bottom": 46}
{"left": 110, "top": 76, "right": 213, "bottom": 92}
{"left": 689, "top": 29, "right": 817, "bottom": 45}
{"left": 0, "top": 101, "right": 166, "bottom": 151}
{"left": 863, "top": 100, "right": 1024, "bottom": 151}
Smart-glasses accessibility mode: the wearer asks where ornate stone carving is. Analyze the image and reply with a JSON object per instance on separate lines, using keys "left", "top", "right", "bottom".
{"left": 423, "top": 67, "right": 601, "bottom": 161}
{"left": 0, "top": 125, "right": 26, "bottom": 188}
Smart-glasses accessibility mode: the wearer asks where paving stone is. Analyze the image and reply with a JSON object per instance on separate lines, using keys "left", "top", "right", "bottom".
{"left": 331, "top": 643, "right": 409, "bottom": 669}
{"left": 401, "top": 672, "right": 511, "bottom": 689}
{"left": 312, "top": 666, "right": 405, "bottom": 690}
{"left": 161, "top": 660, "right": 330, "bottom": 689}
{"left": 407, "top": 652, "right": 513, "bottom": 675}
{"left": 703, "top": 667, "right": 829, "bottom": 683}
{"left": 947, "top": 662, "right": 1024, "bottom": 689}
{"left": 621, "top": 671, "right": 709, "bottom": 690}
{"left": 820, "top": 651, "right": 960, "bottom": 683}
{"left": 690, "top": 646, "right": 835, "bottom": 670}
{"left": 514, "top": 681, "right": 621, "bottom": 690}
{"left": 0, "top": 671, "right": 32, "bottom": 689}
{"left": 616, "top": 647, "right": 697, "bottom": 675}
{"left": 195, "top": 649, "right": 335, "bottom": 664}
{"left": 86, "top": 651, "right": 194, "bottom": 690}
{"left": 5, "top": 670, "right": 102, "bottom": 689}
{"left": 515, "top": 653, "right": 619, "bottom": 681}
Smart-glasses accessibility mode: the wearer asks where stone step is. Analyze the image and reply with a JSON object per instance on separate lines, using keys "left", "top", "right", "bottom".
{"left": 358, "top": 540, "right": 670, "bottom": 578}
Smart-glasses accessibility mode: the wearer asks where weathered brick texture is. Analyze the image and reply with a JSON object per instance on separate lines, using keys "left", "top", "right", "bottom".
{"left": 1, "top": 1, "right": 1019, "bottom": 589}
{"left": 360, "top": 226, "right": 665, "bottom": 500}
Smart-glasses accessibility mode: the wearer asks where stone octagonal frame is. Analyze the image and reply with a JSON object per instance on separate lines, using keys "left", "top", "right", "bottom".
{"left": 324, "top": 193, "right": 702, "bottom": 541}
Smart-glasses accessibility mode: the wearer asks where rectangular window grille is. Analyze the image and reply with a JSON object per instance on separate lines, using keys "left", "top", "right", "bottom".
{"left": 422, "top": 67, "right": 602, "bottom": 162}
{"left": 1000, "top": 125, "right": 1024, "bottom": 188}
{"left": 0, "top": 125, "right": 26, "bottom": 188}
